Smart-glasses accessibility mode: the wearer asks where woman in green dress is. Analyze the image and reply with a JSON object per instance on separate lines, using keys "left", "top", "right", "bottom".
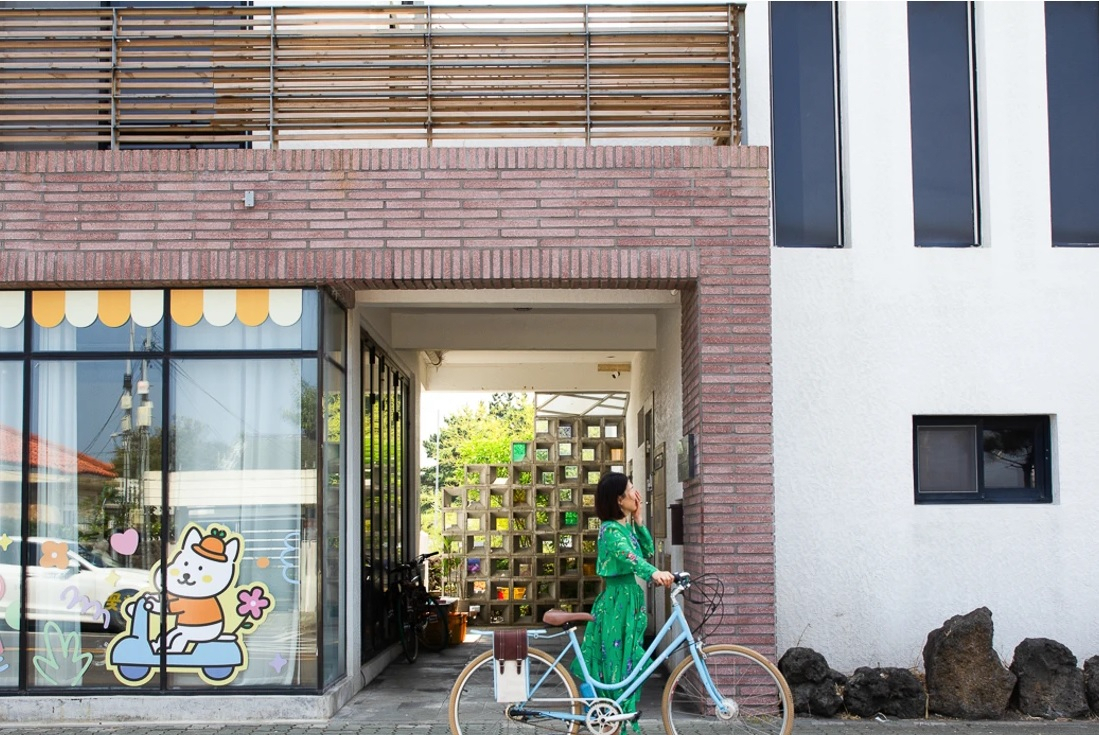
{"left": 573, "top": 471, "right": 674, "bottom": 724}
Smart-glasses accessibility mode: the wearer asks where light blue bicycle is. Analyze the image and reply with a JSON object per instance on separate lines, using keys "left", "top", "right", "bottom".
{"left": 447, "top": 572, "right": 793, "bottom": 735}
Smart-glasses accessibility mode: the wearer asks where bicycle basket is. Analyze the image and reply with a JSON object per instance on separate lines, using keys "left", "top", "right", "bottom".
{"left": 681, "top": 573, "right": 724, "bottom": 641}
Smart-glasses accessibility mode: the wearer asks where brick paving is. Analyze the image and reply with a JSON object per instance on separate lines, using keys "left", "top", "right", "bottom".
{"left": 3, "top": 635, "right": 1097, "bottom": 735}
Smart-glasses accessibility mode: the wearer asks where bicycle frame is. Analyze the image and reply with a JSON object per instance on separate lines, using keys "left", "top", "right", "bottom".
{"left": 504, "top": 577, "right": 729, "bottom": 725}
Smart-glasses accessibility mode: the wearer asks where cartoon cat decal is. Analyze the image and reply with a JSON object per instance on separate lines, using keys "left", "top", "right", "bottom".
{"left": 105, "top": 524, "right": 273, "bottom": 686}
{"left": 147, "top": 526, "right": 239, "bottom": 654}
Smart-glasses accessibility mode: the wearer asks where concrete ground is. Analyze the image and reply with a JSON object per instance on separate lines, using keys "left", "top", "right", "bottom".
{"left": 2, "top": 632, "right": 1098, "bottom": 735}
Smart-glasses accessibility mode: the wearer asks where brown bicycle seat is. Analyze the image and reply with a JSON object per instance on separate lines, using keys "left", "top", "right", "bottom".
{"left": 543, "top": 608, "right": 594, "bottom": 628}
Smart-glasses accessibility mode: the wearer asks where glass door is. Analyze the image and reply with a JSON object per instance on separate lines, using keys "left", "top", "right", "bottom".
{"left": 360, "top": 333, "right": 413, "bottom": 662}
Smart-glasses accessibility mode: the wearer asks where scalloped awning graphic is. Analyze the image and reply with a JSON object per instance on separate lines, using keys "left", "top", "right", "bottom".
{"left": 169, "top": 289, "right": 302, "bottom": 328}
{"left": 0, "top": 289, "right": 304, "bottom": 329}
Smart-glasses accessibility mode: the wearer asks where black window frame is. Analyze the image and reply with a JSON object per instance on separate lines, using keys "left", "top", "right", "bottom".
{"left": 907, "top": 1, "right": 980, "bottom": 247}
{"left": 769, "top": 0, "right": 844, "bottom": 248}
{"left": 1045, "top": 1, "right": 1099, "bottom": 247}
{"left": 913, "top": 415, "right": 1052, "bottom": 505}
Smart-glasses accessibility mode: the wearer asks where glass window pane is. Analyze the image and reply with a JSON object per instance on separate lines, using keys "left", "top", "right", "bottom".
{"left": 166, "top": 358, "right": 318, "bottom": 690}
{"left": 908, "top": 1, "right": 976, "bottom": 246}
{"left": 362, "top": 346, "right": 384, "bottom": 660}
{"left": 0, "top": 292, "right": 25, "bottom": 353}
{"left": 917, "top": 425, "right": 977, "bottom": 493}
{"left": 0, "top": 360, "right": 23, "bottom": 688}
{"left": 321, "top": 360, "right": 344, "bottom": 685}
{"left": 170, "top": 289, "right": 318, "bottom": 351}
{"left": 771, "top": 1, "right": 841, "bottom": 248}
{"left": 323, "top": 294, "right": 345, "bottom": 369}
{"left": 983, "top": 428, "right": 1036, "bottom": 489}
{"left": 1046, "top": 2, "right": 1099, "bottom": 246}
{"left": 28, "top": 359, "right": 162, "bottom": 690}
{"left": 31, "top": 291, "right": 164, "bottom": 353}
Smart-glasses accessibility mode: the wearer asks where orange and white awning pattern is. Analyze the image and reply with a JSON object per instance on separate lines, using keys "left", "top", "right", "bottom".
{"left": 0, "top": 291, "right": 25, "bottom": 329}
{"left": 32, "top": 290, "right": 164, "bottom": 329}
{"left": 0, "top": 289, "right": 303, "bottom": 329}
{"left": 169, "top": 289, "right": 303, "bottom": 328}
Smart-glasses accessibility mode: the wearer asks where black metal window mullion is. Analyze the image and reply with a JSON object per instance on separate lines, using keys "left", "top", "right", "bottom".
{"left": 314, "top": 299, "right": 326, "bottom": 686}
{"left": 17, "top": 291, "right": 32, "bottom": 690}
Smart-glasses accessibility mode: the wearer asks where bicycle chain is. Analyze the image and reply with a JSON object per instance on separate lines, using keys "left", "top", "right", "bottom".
{"left": 506, "top": 697, "right": 624, "bottom": 735}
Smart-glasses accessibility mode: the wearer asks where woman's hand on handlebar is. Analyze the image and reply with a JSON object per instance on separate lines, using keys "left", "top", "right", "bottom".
{"left": 651, "top": 570, "right": 675, "bottom": 587}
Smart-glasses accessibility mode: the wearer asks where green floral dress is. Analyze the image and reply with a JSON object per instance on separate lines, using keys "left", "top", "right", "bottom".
{"left": 572, "top": 519, "right": 658, "bottom": 718}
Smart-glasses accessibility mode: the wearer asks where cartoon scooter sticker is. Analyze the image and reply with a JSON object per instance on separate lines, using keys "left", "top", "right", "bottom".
{"left": 105, "top": 524, "right": 273, "bottom": 687}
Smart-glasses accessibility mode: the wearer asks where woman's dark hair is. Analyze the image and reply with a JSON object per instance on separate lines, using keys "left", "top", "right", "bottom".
{"left": 594, "top": 471, "right": 630, "bottom": 521}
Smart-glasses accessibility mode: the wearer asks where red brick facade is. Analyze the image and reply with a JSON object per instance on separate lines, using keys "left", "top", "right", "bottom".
{"left": 0, "top": 145, "right": 775, "bottom": 652}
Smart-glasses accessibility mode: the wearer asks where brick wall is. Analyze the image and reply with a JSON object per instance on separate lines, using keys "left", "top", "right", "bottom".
{"left": 0, "top": 144, "right": 775, "bottom": 651}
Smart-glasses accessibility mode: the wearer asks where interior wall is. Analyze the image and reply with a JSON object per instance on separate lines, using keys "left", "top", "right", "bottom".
{"left": 633, "top": 301, "right": 687, "bottom": 626}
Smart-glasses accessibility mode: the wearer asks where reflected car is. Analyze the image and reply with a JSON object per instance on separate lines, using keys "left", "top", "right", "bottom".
{"left": 0, "top": 537, "right": 149, "bottom": 631}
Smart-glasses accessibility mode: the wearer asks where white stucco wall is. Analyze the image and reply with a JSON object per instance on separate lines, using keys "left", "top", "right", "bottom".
{"left": 748, "top": 1, "right": 1099, "bottom": 672}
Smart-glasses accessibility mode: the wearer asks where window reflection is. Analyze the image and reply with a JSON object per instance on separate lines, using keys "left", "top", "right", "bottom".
{"left": 983, "top": 429, "right": 1036, "bottom": 489}
{"left": 0, "top": 288, "right": 342, "bottom": 693}
{"left": 28, "top": 359, "right": 162, "bottom": 689}
{"left": 166, "top": 358, "right": 318, "bottom": 689}
{"left": 0, "top": 360, "right": 23, "bottom": 687}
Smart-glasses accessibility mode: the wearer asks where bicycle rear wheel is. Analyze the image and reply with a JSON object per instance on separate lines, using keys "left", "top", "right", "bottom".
{"left": 396, "top": 594, "right": 419, "bottom": 663}
{"left": 662, "top": 644, "right": 793, "bottom": 735}
{"left": 449, "top": 646, "right": 580, "bottom": 735}
{"left": 416, "top": 594, "right": 449, "bottom": 652}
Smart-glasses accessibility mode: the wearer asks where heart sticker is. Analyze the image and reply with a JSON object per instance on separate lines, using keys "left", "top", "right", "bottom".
{"left": 110, "top": 528, "right": 139, "bottom": 556}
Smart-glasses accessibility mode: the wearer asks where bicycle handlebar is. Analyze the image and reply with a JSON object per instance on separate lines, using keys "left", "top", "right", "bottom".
{"left": 669, "top": 572, "right": 692, "bottom": 601}
{"left": 386, "top": 551, "right": 440, "bottom": 579}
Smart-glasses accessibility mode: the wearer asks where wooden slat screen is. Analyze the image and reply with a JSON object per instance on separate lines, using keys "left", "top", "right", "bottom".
{"left": 0, "top": 4, "right": 742, "bottom": 149}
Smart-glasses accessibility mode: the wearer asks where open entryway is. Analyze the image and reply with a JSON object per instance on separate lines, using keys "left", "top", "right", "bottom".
{"left": 355, "top": 288, "right": 686, "bottom": 652}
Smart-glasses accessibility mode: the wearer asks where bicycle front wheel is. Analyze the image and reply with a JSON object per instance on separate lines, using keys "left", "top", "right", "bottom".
{"left": 449, "top": 646, "right": 580, "bottom": 735}
{"left": 396, "top": 594, "right": 419, "bottom": 663}
{"left": 662, "top": 644, "right": 794, "bottom": 735}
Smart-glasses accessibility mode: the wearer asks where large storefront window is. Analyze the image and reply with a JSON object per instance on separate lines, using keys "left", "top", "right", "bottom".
{"left": 0, "top": 289, "right": 344, "bottom": 693}
{"left": 0, "top": 353, "right": 23, "bottom": 687}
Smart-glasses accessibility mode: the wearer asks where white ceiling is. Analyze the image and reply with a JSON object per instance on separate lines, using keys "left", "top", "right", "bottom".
{"left": 356, "top": 288, "right": 677, "bottom": 391}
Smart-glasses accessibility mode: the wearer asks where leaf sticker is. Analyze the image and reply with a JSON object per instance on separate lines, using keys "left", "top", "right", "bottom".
{"left": 33, "top": 621, "right": 92, "bottom": 686}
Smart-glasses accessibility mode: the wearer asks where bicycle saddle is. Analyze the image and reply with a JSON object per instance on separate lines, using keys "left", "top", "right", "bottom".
{"left": 543, "top": 609, "right": 594, "bottom": 628}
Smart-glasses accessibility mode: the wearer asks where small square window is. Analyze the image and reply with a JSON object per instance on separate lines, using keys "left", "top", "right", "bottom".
{"left": 913, "top": 416, "right": 1051, "bottom": 504}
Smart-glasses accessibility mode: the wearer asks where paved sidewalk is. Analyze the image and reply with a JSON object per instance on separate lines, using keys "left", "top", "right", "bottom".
{"left": 2, "top": 634, "right": 1099, "bottom": 735}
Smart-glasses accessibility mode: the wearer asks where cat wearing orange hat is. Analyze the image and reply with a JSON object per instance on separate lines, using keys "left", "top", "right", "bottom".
{"left": 148, "top": 526, "right": 240, "bottom": 655}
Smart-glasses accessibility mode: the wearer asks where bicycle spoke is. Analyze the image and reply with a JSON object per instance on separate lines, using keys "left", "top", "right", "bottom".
{"left": 449, "top": 648, "right": 580, "bottom": 735}
{"left": 663, "top": 645, "right": 793, "bottom": 735}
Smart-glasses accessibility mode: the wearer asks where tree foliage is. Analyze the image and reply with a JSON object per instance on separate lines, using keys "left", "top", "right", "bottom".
{"left": 422, "top": 392, "right": 533, "bottom": 488}
{"left": 420, "top": 393, "right": 533, "bottom": 551}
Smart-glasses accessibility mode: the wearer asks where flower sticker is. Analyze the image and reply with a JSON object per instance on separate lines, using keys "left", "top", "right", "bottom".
{"left": 40, "top": 541, "right": 69, "bottom": 570}
{"left": 234, "top": 586, "right": 271, "bottom": 631}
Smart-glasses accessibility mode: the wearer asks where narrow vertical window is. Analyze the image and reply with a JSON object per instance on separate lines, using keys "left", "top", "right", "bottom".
{"left": 908, "top": 2, "right": 978, "bottom": 247}
{"left": 770, "top": 1, "right": 842, "bottom": 248}
{"left": 1045, "top": 2, "right": 1099, "bottom": 246}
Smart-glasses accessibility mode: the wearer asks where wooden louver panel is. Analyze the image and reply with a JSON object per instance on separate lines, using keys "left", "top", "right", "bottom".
{"left": 0, "top": 4, "right": 742, "bottom": 149}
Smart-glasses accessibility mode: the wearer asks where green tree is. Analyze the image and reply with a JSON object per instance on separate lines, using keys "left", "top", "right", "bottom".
{"left": 419, "top": 393, "right": 533, "bottom": 556}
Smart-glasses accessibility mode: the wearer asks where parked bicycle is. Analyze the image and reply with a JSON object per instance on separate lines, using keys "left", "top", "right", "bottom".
{"left": 388, "top": 551, "right": 449, "bottom": 663}
{"left": 448, "top": 572, "right": 793, "bottom": 735}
